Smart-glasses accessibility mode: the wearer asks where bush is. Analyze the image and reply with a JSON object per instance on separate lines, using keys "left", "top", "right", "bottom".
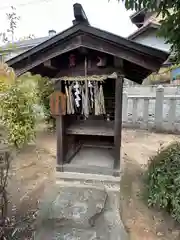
{"left": 145, "top": 142, "right": 180, "bottom": 222}
{"left": 0, "top": 78, "right": 38, "bottom": 148}
{"left": 15, "top": 73, "right": 55, "bottom": 128}
{"left": 36, "top": 75, "right": 55, "bottom": 128}
{"left": 0, "top": 66, "right": 54, "bottom": 148}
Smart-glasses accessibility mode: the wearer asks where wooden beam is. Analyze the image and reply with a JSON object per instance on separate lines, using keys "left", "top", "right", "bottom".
{"left": 114, "top": 57, "right": 123, "bottom": 68}
{"left": 114, "top": 73, "right": 124, "bottom": 175}
{"left": 80, "top": 24, "right": 168, "bottom": 62}
{"left": 14, "top": 33, "right": 163, "bottom": 78}
{"left": 15, "top": 35, "right": 83, "bottom": 76}
{"left": 43, "top": 59, "right": 57, "bottom": 70}
{"left": 80, "top": 35, "right": 159, "bottom": 71}
{"left": 7, "top": 24, "right": 82, "bottom": 66}
{"left": 14, "top": 33, "right": 160, "bottom": 77}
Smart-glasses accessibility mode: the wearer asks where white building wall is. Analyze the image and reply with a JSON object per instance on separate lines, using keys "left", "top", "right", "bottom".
{"left": 133, "top": 29, "right": 171, "bottom": 52}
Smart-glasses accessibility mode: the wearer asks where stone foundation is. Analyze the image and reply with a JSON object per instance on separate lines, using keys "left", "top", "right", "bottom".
{"left": 35, "top": 172, "right": 128, "bottom": 240}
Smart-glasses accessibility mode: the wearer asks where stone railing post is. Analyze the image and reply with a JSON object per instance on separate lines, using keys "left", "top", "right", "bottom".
{"left": 122, "top": 91, "right": 128, "bottom": 123}
{"left": 167, "top": 97, "right": 176, "bottom": 131}
{"left": 155, "top": 85, "right": 164, "bottom": 130}
{"left": 132, "top": 98, "right": 138, "bottom": 125}
{"left": 143, "top": 98, "right": 149, "bottom": 128}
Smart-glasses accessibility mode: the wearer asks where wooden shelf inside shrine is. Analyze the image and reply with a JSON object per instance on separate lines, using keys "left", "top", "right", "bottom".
{"left": 76, "top": 135, "right": 114, "bottom": 148}
{"left": 66, "top": 119, "right": 114, "bottom": 136}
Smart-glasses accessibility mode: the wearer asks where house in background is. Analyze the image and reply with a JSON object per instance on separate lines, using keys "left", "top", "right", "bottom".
{"left": 128, "top": 9, "right": 171, "bottom": 52}
{"left": 128, "top": 9, "right": 180, "bottom": 84}
{"left": 0, "top": 30, "right": 56, "bottom": 62}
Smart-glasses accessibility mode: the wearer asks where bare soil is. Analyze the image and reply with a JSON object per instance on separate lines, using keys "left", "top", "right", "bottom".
{"left": 6, "top": 128, "right": 180, "bottom": 239}
{"left": 121, "top": 129, "right": 180, "bottom": 240}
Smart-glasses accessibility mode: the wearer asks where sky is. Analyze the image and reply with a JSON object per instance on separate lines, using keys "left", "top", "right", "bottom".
{"left": 0, "top": 0, "right": 137, "bottom": 41}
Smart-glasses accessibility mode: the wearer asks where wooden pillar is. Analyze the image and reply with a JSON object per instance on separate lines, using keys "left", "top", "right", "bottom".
{"left": 56, "top": 116, "right": 64, "bottom": 171}
{"left": 114, "top": 73, "right": 124, "bottom": 174}
{"left": 56, "top": 81, "right": 64, "bottom": 172}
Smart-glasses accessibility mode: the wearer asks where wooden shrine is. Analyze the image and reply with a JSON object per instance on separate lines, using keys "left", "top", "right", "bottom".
{"left": 6, "top": 3, "right": 169, "bottom": 176}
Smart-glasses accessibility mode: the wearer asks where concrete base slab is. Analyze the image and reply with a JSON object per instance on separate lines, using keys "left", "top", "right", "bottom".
{"left": 36, "top": 226, "right": 97, "bottom": 240}
{"left": 35, "top": 174, "right": 128, "bottom": 240}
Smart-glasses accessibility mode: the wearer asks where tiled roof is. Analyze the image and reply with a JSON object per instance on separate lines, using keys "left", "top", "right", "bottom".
{"left": 0, "top": 36, "right": 50, "bottom": 50}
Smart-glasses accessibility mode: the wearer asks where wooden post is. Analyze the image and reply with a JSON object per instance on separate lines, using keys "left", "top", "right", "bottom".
{"left": 84, "top": 56, "right": 89, "bottom": 118}
{"left": 114, "top": 73, "right": 124, "bottom": 174}
{"left": 56, "top": 117, "right": 63, "bottom": 171}
{"left": 56, "top": 82, "right": 64, "bottom": 172}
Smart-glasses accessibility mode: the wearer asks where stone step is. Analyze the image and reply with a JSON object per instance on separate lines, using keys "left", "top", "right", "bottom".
{"left": 56, "top": 171, "right": 121, "bottom": 189}
{"left": 35, "top": 183, "right": 127, "bottom": 240}
{"left": 36, "top": 226, "right": 97, "bottom": 240}
{"left": 62, "top": 163, "right": 115, "bottom": 176}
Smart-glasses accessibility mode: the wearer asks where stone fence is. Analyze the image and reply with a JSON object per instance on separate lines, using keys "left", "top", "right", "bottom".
{"left": 124, "top": 84, "right": 180, "bottom": 95}
{"left": 122, "top": 85, "right": 180, "bottom": 133}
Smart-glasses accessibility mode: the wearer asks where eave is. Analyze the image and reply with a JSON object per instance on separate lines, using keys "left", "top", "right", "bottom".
{"left": 6, "top": 23, "right": 169, "bottom": 84}
{"left": 128, "top": 22, "right": 160, "bottom": 40}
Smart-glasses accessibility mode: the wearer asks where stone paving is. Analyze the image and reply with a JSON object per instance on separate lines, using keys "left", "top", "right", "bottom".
{"left": 35, "top": 176, "right": 128, "bottom": 240}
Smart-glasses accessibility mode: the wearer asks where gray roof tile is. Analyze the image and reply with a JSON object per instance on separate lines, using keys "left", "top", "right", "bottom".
{"left": 1, "top": 36, "right": 50, "bottom": 50}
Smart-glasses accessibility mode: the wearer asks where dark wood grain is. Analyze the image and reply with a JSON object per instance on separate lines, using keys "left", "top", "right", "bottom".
{"left": 114, "top": 74, "right": 124, "bottom": 172}
{"left": 66, "top": 120, "right": 114, "bottom": 136}
{"left": 80, "top": 34, "right": 158, "bottom": 71}
{"left": 56, "top": 82, "right": 64, "bottom": 171}
{"left": 15, "top": 35, "right": 83, "bottom": 76}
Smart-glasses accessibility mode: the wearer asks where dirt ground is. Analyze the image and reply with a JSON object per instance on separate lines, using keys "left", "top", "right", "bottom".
{"left": 121, "top": 129, "right": 180, "bottom": 240}
{"left": 6, "top": 128, "right": 180, "bottom": 239}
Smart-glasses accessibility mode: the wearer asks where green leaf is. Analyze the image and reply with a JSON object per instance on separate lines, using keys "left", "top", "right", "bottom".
{"left": 116, "top": 0, "right": 180, "bottom": 61}
{"left": 144, "top": 142, "right": 180, "bottom": 222}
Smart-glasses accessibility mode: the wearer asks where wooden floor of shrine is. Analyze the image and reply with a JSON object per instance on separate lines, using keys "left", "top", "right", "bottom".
{"left": 63, "top": 146, "right": 115, "bottom": 175}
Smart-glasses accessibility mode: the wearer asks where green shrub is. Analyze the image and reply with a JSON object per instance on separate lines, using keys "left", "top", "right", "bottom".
{"left": 145, "top": 142, "right": 180, "bottom": 222}
{"left": 36, "top": 75, "right": 55, "bottom": 128}
{"left": 0, "top": 78, "right": 38, "bottom": 148}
